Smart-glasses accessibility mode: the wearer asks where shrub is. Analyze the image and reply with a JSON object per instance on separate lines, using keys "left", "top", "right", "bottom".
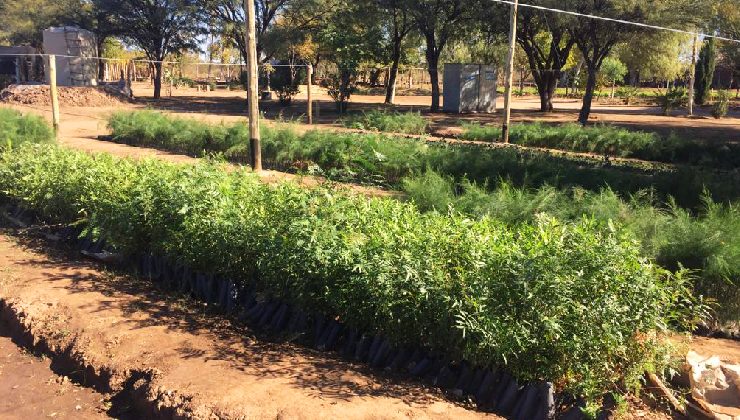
{"left": 401, "top": 171, "right": 739, "bottom": 325}
{"left": 269, "top": 64, "right": 305, "bottom": 106}
{"left": 107, "top": 111, "right": 740, "bottom": 209}
{"left": 459, "top": 121, "right": 739, "bottom": 170}
{"left": 616, "top": 86, "right": 640, "bottom": 105}
{"left": 711, "top": 90, "right": 730, "bottom": 119}
{"left": 321, "top": 73, "right": 354, "bottom": 113}
{"left": 656, "top": 86, "right": 687, "bottom": 116}
{"left": 0, "top": 108, "right": 54, "bottom": 149}
{"left": 0, "top": 143, "right": 704, "bottom": 401}
{"left": 341, "top": 109, "right": 429, "bottom": 135}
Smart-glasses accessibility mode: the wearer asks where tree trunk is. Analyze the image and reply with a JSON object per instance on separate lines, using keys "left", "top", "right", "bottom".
{"left": 610, "top": 81, "right": 615, "bottom": 99}
{"left": 578, "top": 68, "right": 598, "bottom": 125}
{"left": 385, "top": 40, "right": 402, "bottom": 104}
{"left": 536, "top": 71, "right": 557, "bottom": 112}
{"left": 518, "top": 69, "right": 524, "bottom": 94}
{"left": 429, "top": 65, "right": 440, "bottom": 111}
{"left": 385, "top": 65, "right": 399, "bottom": 104}
{"left": 153, "top": 61, "right": 163, "bottom": 99}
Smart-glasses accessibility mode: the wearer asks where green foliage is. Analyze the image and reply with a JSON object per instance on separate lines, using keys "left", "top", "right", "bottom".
{"left": 695, "top": 38, "right": 717, "bottom": 106}
{"left": 0, "top": 143, "right": 705, "bottom": 400}
{"left": 269, "top": 65, "right": 305, "bottom": 105}
{"left": 0, "top": 108, "right": 54, "bottom": 150}
{"left": 711, "top": 90, "right": 731, "bottom": 119}
{"left": 459, "top": 121, "right": 738, "bottom": 169}
{"left": 108, "top": 111, "right": 740, "bottom": 208}
{"left": 0, "top": 0, "right": 89, "bottom": 48}
{"left": 341, "top": 109, "right": 429, "bottom": 135}
{"left": 617, "top": 32, "right": 689, "bottom": 81}
{"left": 598, "top": 57, "right": 628, "bottom": 89}
{"left": 656, "top": 86, "right": 687, "bottom": 116}
{"left": 401, "top": 171, "right": 738, "bottom": 324}
{"left": 616, "top": 86, "right": 640, "bottom": 105}
{"left": 107, "top": 110, "right": 247, "bottom": 157}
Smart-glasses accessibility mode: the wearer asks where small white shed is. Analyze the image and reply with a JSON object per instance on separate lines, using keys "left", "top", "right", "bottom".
{"left": 43, "top": 26, "right": 98, "bottom": 86}
{"left": 443, "top": 64, "right": 498, "bottom": 113}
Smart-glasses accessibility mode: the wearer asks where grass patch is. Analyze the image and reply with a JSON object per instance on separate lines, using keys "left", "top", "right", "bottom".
{"left": 341, "top": 109, "right": 429, "bottom": 135}
{"left": 0, "top": 143, "right": 704, "bottom": 402}
{"left": 460, "top": 122, "right": 740, "bottom": 169}
{"left": 0, "top": 108, "right": 54, "bottom": 149}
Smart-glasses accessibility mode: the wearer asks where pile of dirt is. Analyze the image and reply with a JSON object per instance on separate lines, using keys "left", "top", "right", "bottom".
{"left": 0, "top": 84, "right": 132, "bottom": 107}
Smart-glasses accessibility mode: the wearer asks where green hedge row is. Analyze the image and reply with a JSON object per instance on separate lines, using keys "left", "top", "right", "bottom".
{"left": 107, "top": 111, "right": 740, "bottom": 209}
{"left": 341, "top": 109, "right": 429, "bottom": 134}
{"left": 460, "top": 122, "right": 740, "bottom": 170}
{"left": 0, "top": 143, "right": 701, "bottom": 400}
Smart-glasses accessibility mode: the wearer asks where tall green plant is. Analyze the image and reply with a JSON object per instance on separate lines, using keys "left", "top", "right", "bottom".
{"left": 0, "top": 108, "right": 54, "bottom": 149}
{"left": 695, "top": 38, "right": 717, "bottom": 105}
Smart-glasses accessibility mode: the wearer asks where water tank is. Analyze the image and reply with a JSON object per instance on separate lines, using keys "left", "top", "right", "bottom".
{"left": 443, "top": 64, "right": 498, "bottom": 113}
{"left": 43, "top": 26, "right": 98, "bottom": 86}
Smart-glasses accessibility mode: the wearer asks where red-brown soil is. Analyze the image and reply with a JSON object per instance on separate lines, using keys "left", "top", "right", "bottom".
{"left": 0, "top": 228, "right": 497, "bottom": 419}
{"left": 1, "top": 85, "right": 130, "bottom": 107}
{"left": 0, "top": 325, "right": 110, "bottom": 419}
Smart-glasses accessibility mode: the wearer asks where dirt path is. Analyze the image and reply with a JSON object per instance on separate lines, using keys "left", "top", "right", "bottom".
{"left": 0, "top": 324, "right": 110, "bottom": 419}
{"left": 0, "top": 227, "right": 496, "bottom": 419}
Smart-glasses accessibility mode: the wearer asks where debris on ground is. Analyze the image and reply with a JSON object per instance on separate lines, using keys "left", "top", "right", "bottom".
{"left": 0, "top": 84, "right": 132, "bottom": 107}
{"left": 687, "top": 350, "right": 740, "bottom": 419}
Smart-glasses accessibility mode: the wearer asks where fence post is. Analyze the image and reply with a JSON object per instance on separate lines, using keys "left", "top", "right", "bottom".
{"left": 48, "top": 55, "right": 61, "bottom": 138}
{"left": 307, "top": 64, "right": 313, "bottom": 125}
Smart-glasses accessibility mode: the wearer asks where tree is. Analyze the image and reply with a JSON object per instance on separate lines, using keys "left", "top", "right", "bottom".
{"left": 0, "top": 0, "right": 91, "bottom": 48}
{"left": 514, "top": 1, "right": 576, "bottom": 112}
{"left": 408, "top": 0, "right": 471, "bottom": 112}
{"left": 695, "top": 38, "right": 717, "bottom": 105}
{"left": 318, "top": 0, "right": 384, "bottom": 111}
{"left": 617, "top": 32, "right": 689, "bottom": 85}
{"left": 598, "top": 56, "right": 627, "bottom": 98}
{"left": 96, "top": 0, "right": 204, "bottom": 99}
{"left": 569, "top": 1, "right": 647, "bottom": 124}
{"left": 715, "top": 0, "right": 739, "bottom": 94}
{"left": 376, "top": 0, "right": 415, "bottom": 104}
{"left": 206, "top": 0, "right": 333, "bottom": 64}
{"left": 205, "top": 0, "right": 287, "bottom": 63}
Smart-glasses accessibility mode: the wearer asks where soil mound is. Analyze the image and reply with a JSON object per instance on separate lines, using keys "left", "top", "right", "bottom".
{"left": 0, "top": 84, "right": 132, "bottom": 107}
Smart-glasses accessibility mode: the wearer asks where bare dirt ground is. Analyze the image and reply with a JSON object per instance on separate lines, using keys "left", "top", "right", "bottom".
{"left": 0, "top": 323, "right": 110, "bottom": 419}
{"left": 0, "top": 227, "right": 498, "bottom": 419}
{"left": 3, "top": 81, "right": 738, "bottom": 150}
{"left": 130, "top": 82, "right": 740, "bottom": 144}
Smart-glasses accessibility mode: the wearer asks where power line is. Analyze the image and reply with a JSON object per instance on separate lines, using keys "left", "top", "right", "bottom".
{"left": 486, "top": 0, "right": 740, "bottom": 44}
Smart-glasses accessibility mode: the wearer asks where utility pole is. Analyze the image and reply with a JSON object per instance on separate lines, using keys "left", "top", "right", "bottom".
{"left": 48, "top": 55, "right": 60, "bottom": 138}
{"left": 244, "top": 0, "right": 262, "bottom": 171}
{"left": 688, "top": 34, "right": 698, "bottom": 116}
{"left": 501, "top": 0, "right": 518, "bottom": 143}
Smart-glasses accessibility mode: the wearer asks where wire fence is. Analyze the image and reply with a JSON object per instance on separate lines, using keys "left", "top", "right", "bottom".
{"left": 0, "top": 53, "right": 462, "bottom": 99}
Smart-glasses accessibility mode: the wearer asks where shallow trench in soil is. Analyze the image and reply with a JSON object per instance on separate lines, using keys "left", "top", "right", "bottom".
{"left": 0, "top": 226, "right": 501, "bottom": 419}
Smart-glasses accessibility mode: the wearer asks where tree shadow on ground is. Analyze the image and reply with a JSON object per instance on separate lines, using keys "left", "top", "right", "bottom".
{"left": 1, "top": 224, "right": 465, "bottom": 407}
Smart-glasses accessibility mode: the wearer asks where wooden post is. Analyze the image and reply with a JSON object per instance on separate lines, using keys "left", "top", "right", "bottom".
{"left": 502, "top": 0, "right": 519, "bottom": 143}
{"left": 15, "top": 57, "right": 21, "bottom": 83}
{"left": 307, "top": 64, "right": 313, "bottom": 124}
{"left": 688, "top": 34, "right": 698, "bottom": 116}
{"left": 244, "top": 0, "right": 262, "bottom": 171}
{"left": 48, "top": 55, "right": 60, "bottom": 138}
